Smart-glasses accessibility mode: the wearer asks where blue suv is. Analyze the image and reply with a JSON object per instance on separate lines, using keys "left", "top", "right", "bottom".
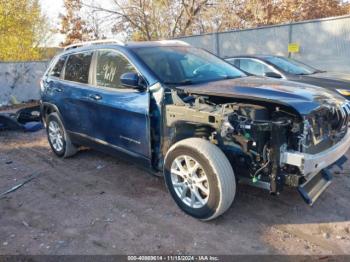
{"left": 41, "top": 40, "right": 350, "bottom": 220}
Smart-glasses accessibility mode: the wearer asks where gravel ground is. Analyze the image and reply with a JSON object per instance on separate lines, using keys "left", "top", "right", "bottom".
{"left": 0, "top": 130, "right": 349, "bottom": 255}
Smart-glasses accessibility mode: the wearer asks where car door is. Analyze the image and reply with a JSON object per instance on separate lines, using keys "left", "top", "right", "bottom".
{"left": 42, "top": 55, "right": 68, "bottom": 113}
{"left": 85, "top": 49, "right": 151, "bottom": 160}
{"left": 58, "top": 51, "right": 97, "bottom": 135}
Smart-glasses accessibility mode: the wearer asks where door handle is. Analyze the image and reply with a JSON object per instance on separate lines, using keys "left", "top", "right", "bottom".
{"left": 53, "top": 87, "right": 63, "bottom": 92}
{"left": 88, "top": 94, "right": 102, "bottom": 101}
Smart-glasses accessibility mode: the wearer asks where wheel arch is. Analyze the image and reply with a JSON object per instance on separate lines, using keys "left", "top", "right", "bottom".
{"left": 160, "top": 121, "right": 216, "bottom": 169}
{"left": 41, "top": 102, "right": 64, "bottom": 128}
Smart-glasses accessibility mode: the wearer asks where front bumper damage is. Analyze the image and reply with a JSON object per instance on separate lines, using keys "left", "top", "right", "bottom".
{"left": 297, "top": 169, "right": 332, "bottom": 205}
{"left": 281, "top": 130, "right": 350, "bottom": 205}
{"left": 281, "top": 130, "right": 350, "bottom": 177}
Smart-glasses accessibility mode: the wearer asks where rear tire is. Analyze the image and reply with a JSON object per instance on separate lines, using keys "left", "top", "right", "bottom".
{"left": 46, "top": 112, "right": 78, "bottom": 158}
{"left": 164, "top": 138, "right": 236, "bottom": 220}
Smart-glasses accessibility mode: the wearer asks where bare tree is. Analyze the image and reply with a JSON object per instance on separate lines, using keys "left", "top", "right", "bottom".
{"left": 60, "top": 0, "right": 94, "bottom": 46}
{"left": 80, "top": 0, "right": 350, "bottom": 41}
{"left": 82, "top": 0, "right": 211, "bottom": 40}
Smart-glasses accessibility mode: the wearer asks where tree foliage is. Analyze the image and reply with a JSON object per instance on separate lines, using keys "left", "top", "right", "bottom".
{"left": 231, "top": 0, "right": 349, "bottom": 29}
{"left": 60, "top": 0, "right": 94, "bottom": 46}
{"left": 0, "top": 0, "right": 49, "bottom": 61}
{"left": 82, "top": 0, "right": 350, "bottom": 41}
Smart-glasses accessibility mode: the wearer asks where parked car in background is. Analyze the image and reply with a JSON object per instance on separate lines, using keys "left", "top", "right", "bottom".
{"left": 226, "top": 55, "right": 350, "bottom": 100}
{"left": 40, "top": 40, "right": 350, "bottom": 220}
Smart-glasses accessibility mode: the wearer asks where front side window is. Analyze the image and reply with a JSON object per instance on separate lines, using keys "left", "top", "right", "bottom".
{"left": 48, "top": 56, "right": 67, "bottom": 78}
{"left": 65, "top": 52, "right": 93, "bottom": 84}
{"left": 95, "top": 50, "right": 137, "bottom": 89}
{"left": 239, "top": 59, "right": 273, "bottom": 76}
{"left": 132, "top": 46, "right": 245, "bottom": 85}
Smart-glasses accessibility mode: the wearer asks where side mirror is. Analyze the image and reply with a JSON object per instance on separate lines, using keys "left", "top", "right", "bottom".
{"left": 264, "top": 72, "right": 282, "bottom": 79}
{"left": 120, "top": 72, "right": 146, "bottom": 91}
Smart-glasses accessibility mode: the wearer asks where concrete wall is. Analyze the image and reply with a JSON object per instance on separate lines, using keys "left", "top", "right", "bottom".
{"left": 177, "top": 15, "right": 350, "bottom": 73}
{"left": 0, "top": 61, "right": 49, "bottom": 106}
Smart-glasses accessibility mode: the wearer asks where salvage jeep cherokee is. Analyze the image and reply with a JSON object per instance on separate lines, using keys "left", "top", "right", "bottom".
{"left": 40, "top": 40, "right": 350, "bottom": 220}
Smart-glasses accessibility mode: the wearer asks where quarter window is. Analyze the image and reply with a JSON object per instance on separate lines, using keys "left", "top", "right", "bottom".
{"left": 49, "top": 56, "right": 67, "bottom": 78}
{"left": 65, "top": 52, "right": 93, "bottom": 84}
{"left": 95, "top": 50, "right": 137, "bottom": 89}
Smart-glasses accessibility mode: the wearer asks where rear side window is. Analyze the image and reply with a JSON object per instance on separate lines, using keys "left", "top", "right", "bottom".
{"left": 95, "top": 50, "right": 137, "bottom": 89}
{"left": 48, "top": 56, "right": 66, "bottom": 78}
{"left": 65, "top": 52, "right": 93, "bottom": 84}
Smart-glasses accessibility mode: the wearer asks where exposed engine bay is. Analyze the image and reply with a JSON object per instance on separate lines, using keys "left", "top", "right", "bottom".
{"left": 164, "top": 90, "right": 350, "bottom": 202}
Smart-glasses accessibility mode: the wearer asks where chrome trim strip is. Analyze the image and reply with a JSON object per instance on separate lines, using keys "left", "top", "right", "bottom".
{"left": 69, "top": 131, "right": 149, "bottom": 161}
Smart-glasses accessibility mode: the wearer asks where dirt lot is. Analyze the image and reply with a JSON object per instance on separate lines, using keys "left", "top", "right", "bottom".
{"left": 0, "top": 129, "right": 349, "bottom": 255}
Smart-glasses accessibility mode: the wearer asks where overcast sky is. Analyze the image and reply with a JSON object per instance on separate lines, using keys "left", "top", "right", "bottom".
{"left": 40, "top": 0, "right": 64, "bottom": 20}
{"left": 39, "top": 0, "right": 64, "bottom": 46}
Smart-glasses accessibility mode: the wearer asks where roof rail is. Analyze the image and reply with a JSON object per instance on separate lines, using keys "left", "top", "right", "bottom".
{"left": 157, "top": 40, "right": 190, "bottom": 46}
{"left": 64, "top": 39, "right": 125, "bottom": 51}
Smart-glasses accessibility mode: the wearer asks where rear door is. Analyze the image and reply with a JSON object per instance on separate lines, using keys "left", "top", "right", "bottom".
{"left": 58, "top": 51, "right": 96, "bottom": 134}
{"left": 42, "top": 55, "right": 68, "bottom": 111}
{"left": 86, "top": 49, "right": 151, "bottom": 159}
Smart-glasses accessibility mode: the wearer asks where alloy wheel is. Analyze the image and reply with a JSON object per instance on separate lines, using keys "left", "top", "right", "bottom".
{"left": 170, "top": 155, "right": 210, "bottom": 208}
{"left": 48, "top": 121, "right": 64, "bottom": 152}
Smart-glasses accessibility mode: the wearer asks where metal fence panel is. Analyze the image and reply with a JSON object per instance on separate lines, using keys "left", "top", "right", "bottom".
{"left": 177, "top": 15, "right": 350, "bottom": 73}
{"left": 178, "top": 34, "right": 217, "bottom": 53}
{"left": 218, "top": 25, "right": 290, "bottom": 58}
{"left": 291, "top": 17, "right": 350, "bottom": 71}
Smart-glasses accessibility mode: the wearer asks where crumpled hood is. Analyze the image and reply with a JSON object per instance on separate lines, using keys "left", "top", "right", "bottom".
{"left": 175, "top": 76, "right": 346, "bottom": 115}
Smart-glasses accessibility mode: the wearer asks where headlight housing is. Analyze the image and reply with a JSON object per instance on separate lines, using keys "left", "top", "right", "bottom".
{"left": 336, "top": 89, "right": 350, "bottom": 96}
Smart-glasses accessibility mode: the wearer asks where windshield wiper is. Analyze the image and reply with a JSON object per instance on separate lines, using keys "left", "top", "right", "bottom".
{"left": 163, "top": 75, "right": 241, "bottom": 86}
{"left": 224, "top": 75, "right": 241, "bottom": 79}
{"left": 313, "top": 70, "right": 326, "bottom": 74}
{"left": 296, "top": 72, "right": 311, "bottom": 75}
{"left": 163, "top": 80, "right": 194, "bottom": 86}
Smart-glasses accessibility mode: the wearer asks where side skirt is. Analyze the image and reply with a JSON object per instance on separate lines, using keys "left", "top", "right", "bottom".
{"left": 68, "top": 131, "right": 157, "bottom": 175}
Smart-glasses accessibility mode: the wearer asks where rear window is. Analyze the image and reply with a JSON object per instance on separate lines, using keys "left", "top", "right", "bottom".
{"left": 65, "top": 52, "right": 93, "bottom": 84}
{"left": 48, "top": 56, "right": 67, "bottom": 78}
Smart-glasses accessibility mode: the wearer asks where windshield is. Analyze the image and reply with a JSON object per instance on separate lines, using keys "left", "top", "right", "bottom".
{"left": 132, "top": 46, "right": 245, "bottom": 85}
{"left": 265, "top": 56, "right": 319, "bottom": 75}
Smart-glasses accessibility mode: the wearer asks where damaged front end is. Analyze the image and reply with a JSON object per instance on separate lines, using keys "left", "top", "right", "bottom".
{"left": 281, "top": 102, "right": 350, "bottom": 204}
{"left": 165, "top": 90, "right": 350, "bottom": 205}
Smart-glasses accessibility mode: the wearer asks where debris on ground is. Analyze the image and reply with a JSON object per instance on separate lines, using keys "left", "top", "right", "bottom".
{"left": 0, "top": 103, "right": 42, "bottom": 132}
{"left": 0, "top": 173, "right": 41, "bottom": 199}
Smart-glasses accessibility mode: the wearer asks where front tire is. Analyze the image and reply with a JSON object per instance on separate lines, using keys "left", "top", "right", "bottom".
{"left": 46, "top": 112, "right": 77, "bottom": 158}
{"left": 164, "top": 138, "right": 236, "bottom": 220}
